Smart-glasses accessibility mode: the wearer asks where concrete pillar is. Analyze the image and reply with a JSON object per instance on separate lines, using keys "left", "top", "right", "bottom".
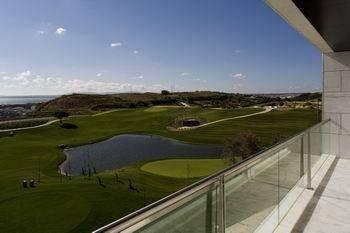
{"left": 323, "top": 52, "right": 350, "bottom": 158}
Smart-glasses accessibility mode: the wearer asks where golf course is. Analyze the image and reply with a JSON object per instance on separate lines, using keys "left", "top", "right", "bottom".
{"left": 0, "top": 106, "right": 319, "bottom": 232}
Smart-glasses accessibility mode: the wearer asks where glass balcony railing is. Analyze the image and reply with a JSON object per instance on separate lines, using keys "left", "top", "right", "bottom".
{"left": 93, "top": 119, "right": 334, "bottom": 233}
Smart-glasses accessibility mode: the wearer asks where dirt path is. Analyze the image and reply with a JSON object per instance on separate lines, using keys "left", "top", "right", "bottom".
{"left": 0, "top": 115, "right": 84, "bottom": 132}
{"left": 0, "top": 107, "right": 273, "bottom": 133}
{"left": 0, "top": 117, "right": 54, "bottom": 125}
{"left": 179, "top": 102, "right": 191, "bottom": 108}
{"left": 0, "top": 119, "right": 59, "bottom": 133}
{"left": 92, "top": 109, "right": 125, "bottom": 117}
{"left": 0, "top": 109, "right": 124, "bottom": 132}
{"left": 172, "top": 106, "right": 274, "bottom": 131}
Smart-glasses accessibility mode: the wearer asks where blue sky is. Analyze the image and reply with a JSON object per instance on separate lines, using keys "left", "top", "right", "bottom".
{"left": 0, "top": 0, "right": 321, "bottom": 95}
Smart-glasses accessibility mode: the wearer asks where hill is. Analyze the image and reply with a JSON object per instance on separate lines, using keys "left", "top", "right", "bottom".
{"left": 35, "top": 91, "right": 276, "bottom": 114}
{"left": 289, "top": 92, "right": 321, "bottom": 101}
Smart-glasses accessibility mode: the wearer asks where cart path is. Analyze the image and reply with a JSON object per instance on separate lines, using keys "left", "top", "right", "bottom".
{"left": 0, "top": 119, "right": 59, "bottom": 132}
{"left": 0, "top": 107, "right": 273, "bottom": 133}
{"left": 92, "top": 109, "right": 127, "bottom": 117}
{"left": 172, "top": 106, "right": 274, "bottom": 131}
{"left": 0, "top": 115, "right": 85, "bottom": 132}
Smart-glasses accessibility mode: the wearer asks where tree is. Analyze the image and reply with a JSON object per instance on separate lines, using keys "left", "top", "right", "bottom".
{"left": 223, "top": 132, "right": 261, "bottom": 163}
{"left": 161, "top": 90, "right": 170, "bottom": 95}
{"left": 54, "top": 111, "right": 69, "bottom": 124}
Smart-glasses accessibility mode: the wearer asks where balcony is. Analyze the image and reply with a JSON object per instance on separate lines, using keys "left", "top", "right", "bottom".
{"left": 90, "top": 0, "right": 350, "bottom": 232}
{"left": 93, "top": 119, "right": 349, "bottom": 232}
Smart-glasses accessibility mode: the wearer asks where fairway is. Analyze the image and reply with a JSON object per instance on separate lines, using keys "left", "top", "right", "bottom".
{"left": 0, "top": 107, "right": 319, "bottom": 232}
{"left": 141, "top": 159, "right": 230, "bottom": 178}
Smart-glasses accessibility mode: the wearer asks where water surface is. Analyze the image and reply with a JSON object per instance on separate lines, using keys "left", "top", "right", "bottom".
{"left": 61, "top": 134, "right": 223, "bottom": 175}
{"left": 0, "top": 96, "right": 57, "bottom": 105}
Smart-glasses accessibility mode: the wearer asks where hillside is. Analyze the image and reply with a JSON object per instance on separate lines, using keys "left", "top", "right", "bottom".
{"left": 36, "top": 93, "right": 179, "bottom": 114}
{"left": 289, "top": 92, "right": 322, "bottom": 101}
{"left": 36, "top": 91, "right": 277, "bottom": 114}
{"left": 36, "top": 94, "right": 124, "bottom": 114}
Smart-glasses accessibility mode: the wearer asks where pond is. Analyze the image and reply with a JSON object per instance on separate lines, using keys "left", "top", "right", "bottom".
{"left": 60, "top": 134, "right": 223, "bottom": 175}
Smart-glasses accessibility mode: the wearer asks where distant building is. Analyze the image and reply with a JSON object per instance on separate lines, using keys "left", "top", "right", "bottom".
{"left": 182, "top": 118, "right": 200, "bottom": 127}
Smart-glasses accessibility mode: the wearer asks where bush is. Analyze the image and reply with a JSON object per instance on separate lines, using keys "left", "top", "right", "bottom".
{"left": 136, "top": 101, "right": 150, "bottom": 107}
{"left": 151, "top": 98, "right": 177, "bottom": 105}
{"left": 223, "top": 132, "right": 261, "bottom": 162}
{"left": 161, "top": 90, "right": 170, "bottom": 95}
{"left": 128, "top": 103, "right": 136, "bottom": 108}
{"left": 271, "top": 131, "right": 288, "bottom": 145}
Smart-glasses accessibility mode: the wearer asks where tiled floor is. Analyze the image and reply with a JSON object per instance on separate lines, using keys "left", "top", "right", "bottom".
{"left": 296, "top": 158, "right": 350, "bottom": 233}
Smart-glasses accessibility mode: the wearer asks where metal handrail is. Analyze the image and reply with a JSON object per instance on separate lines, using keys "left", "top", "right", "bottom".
{"left": 93, "top": 119, "right": 330, "bottom": 233}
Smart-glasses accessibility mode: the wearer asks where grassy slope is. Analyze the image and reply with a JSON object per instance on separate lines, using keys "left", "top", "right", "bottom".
{"left": 141, "top": 159, "right": 230, "bottom": 178}
{"left": 0, "top": 107, "right": 318, "bottom": 232}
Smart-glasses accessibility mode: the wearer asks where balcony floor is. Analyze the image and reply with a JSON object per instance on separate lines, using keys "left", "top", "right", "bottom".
{"left": 277, "top": 157, "right": 350, "bottom": 233}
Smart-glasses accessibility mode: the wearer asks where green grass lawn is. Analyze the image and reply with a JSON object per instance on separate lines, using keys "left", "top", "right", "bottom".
{"left": 0, "top": 107, "right": 319, "bottom": 232}
{"left": 141, "top": 159, "right": 230, "bottom": 178}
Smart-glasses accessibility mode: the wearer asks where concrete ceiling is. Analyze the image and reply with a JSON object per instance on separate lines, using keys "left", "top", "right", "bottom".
{"left": 265, "top": 0, "right": 333, "bottom": 53}
{"left": 292, "top": 0, "right": 350, "bottom": 52}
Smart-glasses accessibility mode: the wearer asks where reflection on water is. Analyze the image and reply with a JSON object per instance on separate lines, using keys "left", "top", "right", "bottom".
{"left": 60, "top": 134, "right": 223, "bottom": 175}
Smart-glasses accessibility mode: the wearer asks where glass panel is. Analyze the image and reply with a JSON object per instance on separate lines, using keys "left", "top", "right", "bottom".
{"left": 225, "top": 152, "right": 279, "bottom": 232}
{"left": 309, "top": 125, "right": 327, "bottom": 174}
{"left": 278, "top": 138, "right": 304, "bottom": 221}
{"left": 135, "top": 185, "right": 218, "bottom": 233}
{"left": 98, "top": 121, "right": 337, "bottom": 233}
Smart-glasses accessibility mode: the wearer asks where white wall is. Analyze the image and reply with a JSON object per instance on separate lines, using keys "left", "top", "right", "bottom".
{"left": 323, "top": 51, "right": 350, "bottom": 158}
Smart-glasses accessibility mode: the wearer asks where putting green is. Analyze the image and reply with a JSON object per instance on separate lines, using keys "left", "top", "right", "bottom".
{"left": 141, "top": 159, "right": 230, "bottom": 178}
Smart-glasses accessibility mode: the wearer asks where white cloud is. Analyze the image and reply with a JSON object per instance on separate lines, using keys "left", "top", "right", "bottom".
{"left": 232, "top": 83, "right": 243, "bottom": 92}
{"left": 55, "top": 27, "right": 67, "bottom": 35}
{"left": 110, "top": 42, "right": 122, "bottom": 47}
{"left": 0, "top": 71, "right": 6, "bottom": 75}
{"left": 0, "top": 70, "right": 163, "bottom": 95}
{"left": 133, "top": 50, "right": 139, "bottom": 54}
{"left": 180, "top": 72, "right": 191, "bottom": 77}
{"left": 37, "top": 30, "right": 45, "bottom": 35}
{"left": 133, "top": 75, "right": 144, "bottom": 80}
{"left": 14, "top": 70, "right": 32, "bottom": 84}
{"left": 96, "top": 73, "right": 103, "bottom": 77}
{"left": 64, "top": 79, "right": 162, "bottom": 93}
{"left": 19, "top": 70, "right": 31, "bottom": 77}
{"left": 232, "top": 73, "right": 246, "bottom": 80}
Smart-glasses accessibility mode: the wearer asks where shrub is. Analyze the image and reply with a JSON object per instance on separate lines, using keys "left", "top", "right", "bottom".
{"left": 223, "top": 132, "right": 261, "bottom": 162}
{"left": 271, "top": 131, "right": 288, "bottom": 145}
{"left": 161, "top": 90, "right": 170, "bottom": 95}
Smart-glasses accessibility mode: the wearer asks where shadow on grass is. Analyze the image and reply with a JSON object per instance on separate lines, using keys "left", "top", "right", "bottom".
{"left": 61, "top": 123, "right": 79, "bottom": 129}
